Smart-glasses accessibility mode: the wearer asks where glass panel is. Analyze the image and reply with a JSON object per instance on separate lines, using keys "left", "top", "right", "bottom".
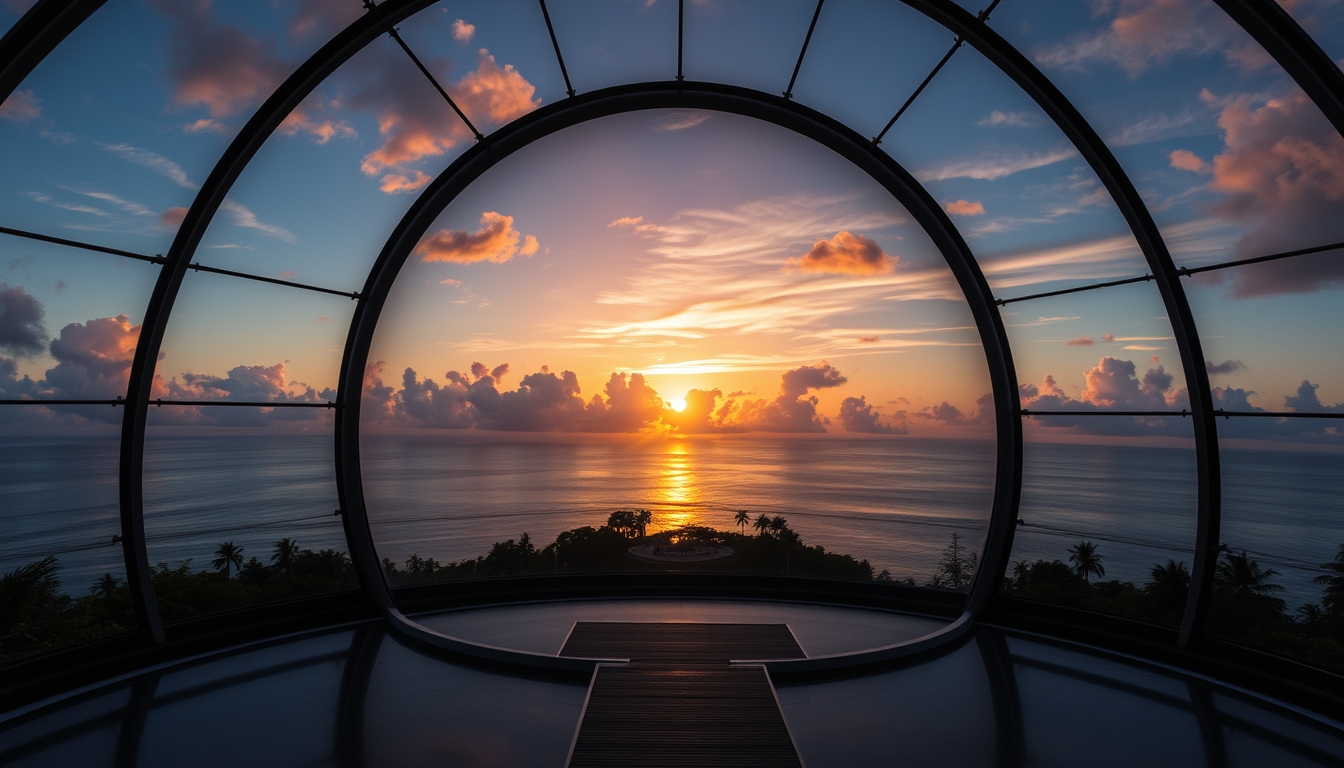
{"left": 201, "top": 1, "right": 561, "bottom": 291}
{"left": 1007, "top": 281, "right": 1188, "bottom": 411}
{"left": 1208, "top": 448, "right": 1344, "bottom": 672}
{"left": 0, "top": 415, "right": 133, "bottom": 660}
{"left": 0, "top": 1, "right": 340, "bottom": 257}
{"left": 1277, "top": 0, "right": 1344, "bottom": 66}
{"left": 681, "top": 0, "right": 819, "bottom": 94}
{"left": 873, "top": 43, "right": 1154, "bottom": 301}
{"left": 788, "top": 1, "right": 962, "bottom": 140}
{"left": 989, "top": 0, "right": 1344, "bottom": 270}
{"left": 142, "top": 418, "right": 351, "bottom": 621}
{"left": 1006, "top": 431, "right": 1197, "bottom": 626}
{"left": 362, "top": 109, "right": 996, "bottom": 591}
{"left": 1184, "top": 266, "right": 1344, "bottom": 421}
{"left": 544, "top": 0, "right": 679, "bottom": 92}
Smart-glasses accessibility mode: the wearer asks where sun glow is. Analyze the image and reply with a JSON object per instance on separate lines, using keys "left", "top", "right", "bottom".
{"left": 670, "top": 397, "right": 687, "bottom": 412}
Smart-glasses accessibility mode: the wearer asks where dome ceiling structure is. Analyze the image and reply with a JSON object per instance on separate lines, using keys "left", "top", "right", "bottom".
{"left": 2, "top": 0, "right": 1343, "bottom": 707}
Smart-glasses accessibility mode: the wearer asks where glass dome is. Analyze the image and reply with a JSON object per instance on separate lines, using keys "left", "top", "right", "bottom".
{"left": 3, "top": 0, "right": 1343, "bottom": 755}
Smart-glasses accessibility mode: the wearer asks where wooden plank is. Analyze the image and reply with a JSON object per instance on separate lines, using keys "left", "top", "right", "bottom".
{"left": 561, "top": 622, "right": 804, "bottom": 663}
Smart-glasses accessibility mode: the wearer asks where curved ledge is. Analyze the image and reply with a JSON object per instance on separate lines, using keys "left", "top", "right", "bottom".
{"left": 384, "top": 608, "right": 623, "bottom": 677}
{"left": 742, "top": 610, "right": 974, "bottom": 677}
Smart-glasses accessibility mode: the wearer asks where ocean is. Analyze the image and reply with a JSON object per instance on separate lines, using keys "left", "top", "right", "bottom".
{"left": 2, "top": 430, "right": 1340, "bottom": 608}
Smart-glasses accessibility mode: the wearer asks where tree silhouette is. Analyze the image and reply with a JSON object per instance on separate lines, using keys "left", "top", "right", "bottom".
{"left": 90, "top": 573, "right": 122, "bottom": 603}
{"left": 1144, "top": 559, "right": 1189, "bottom": 617}
{"left": 934, "top": 532, "right": 977, "bottom": 589}
{"left": 633, "top": 509, "right": 651, "bottom": 538}
{"left": 753, "top": 513, "right": 771, "bottom": 537}
{"left": 213, "top": 542, "right": 244, "bottom": 579}
{"left": 1068, "top": 541, "right": 1105, "bottom": 584}
{"left": 769, "top": 515, "right": 789, "bottom": 535}
{"left": 1216, "top": 548, "right": 1285, "bottom": 613}
{"left": 1314, "top": 543, "right": 1344, "bottom": 617}
{"left": 734, "top": 510, "right": 750, "bottom": 534}
{"left": 271, "top": 538, "right": 299, "bottom": 572}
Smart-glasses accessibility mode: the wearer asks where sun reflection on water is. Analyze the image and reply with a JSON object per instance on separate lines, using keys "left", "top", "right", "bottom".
{"left": 653, "top": 441, "right": 702, "bottom": 530}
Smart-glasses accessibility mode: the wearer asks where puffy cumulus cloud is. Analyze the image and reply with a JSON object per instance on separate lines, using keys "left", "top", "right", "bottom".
{"left": 1209, "top": 381, "right": 1344, "bottom": 443}
{"left": 278, "top": 94, "right": 357, "bottom": 145}
{"left": 1080, "top": 356, "right": 1180, "bottom": 409}
{"left": 1169, "top": 148, "right": 1210, "bottom": 173}
{"left": 44, "top": 315, "right": 139, "bottom": 400}
{"left": 723, "top": 362, "right": 848, "bottom": 433}
{"left": 1284, "top": 379, "right": 1344, "bottom": 414}
{"left": 379, "top": 170, "right": 431, "bottom": 194}
{"left": 354, "top": 48, "right": 538, "bottom": 179}
{"left": 0, "top": 89, "right": 40, "bottom": 123}
{"left": 1018, "top": 356, "right": 1198, "bottom": 437}
{"left": 1205, "top": 359, "right": 1246, "bottom": 376}
{"left": 415, "top": 211, "right": 539, "bottom": 264}
{"left": 916, "top": 394, "right": 994, "bottom": 426}
{"left": 786, "top": 231, "right": 895, "bottom": 276}
{"left": 1203, "top": 90, "right": 1344, "bottom": 295}
{"left": 1033, "top": 0, "right": 1255, "bottom": 77}
{"left": 147, "top": 0, "right": 290, "bottom": 119}
{"left": 944, "top": 199, "right": 985, "bottom": 216}
{"left": 837, "top": 395, "right": 907, "bottom": 435}
{"left": 452, "top": 19, "right": 475, "bottom": 42}
{"left": 158, "top": 363, "right": 334, "bottom": 427}
{"left": 0, "top": 284, "right": 47, "bottom": 357}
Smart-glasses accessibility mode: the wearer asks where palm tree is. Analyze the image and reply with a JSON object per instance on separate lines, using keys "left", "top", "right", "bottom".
{"left": 1144, "top": 559, "right": 1189, "bottom": 617}
{"left": 770, "top": 515, "right": 789, "bottom": 535}
{"left": 213, "top": 542, "right": 244, "bottom": 579}
{"left": 1313, "top": 543, "right": 1344, "bottom": 617}
{"left": 90, "top": 573, "right": 122, "bottom": 602}
{"left": 1216, "top": 549, "right": 1285, "bottom": 610}
{"left": 1068, "top": 541, "right": 1105, "bottom": 584}
{"left": 734, "top": 510, "right": 750, "bottom": 534}
{"left": 753, "top": 513, "right": 771, "bottom": 537}
{"left": 271, "top": 538, "right": 299, "bottom": 572}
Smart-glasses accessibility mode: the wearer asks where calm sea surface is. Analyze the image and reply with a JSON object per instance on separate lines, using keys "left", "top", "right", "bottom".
{"left": 2, "top": 431, "right": 1340, "bottom": 606}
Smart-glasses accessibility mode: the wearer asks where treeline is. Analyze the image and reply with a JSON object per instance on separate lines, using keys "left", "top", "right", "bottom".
{"left": 383, "top": 509, "right": 876, "bottom": 583}
{"left": 1005, "top": 540, "right": 1344, "bottom": 671}
{"left": 0, "top": 539, "right": 357, "bottom": 661}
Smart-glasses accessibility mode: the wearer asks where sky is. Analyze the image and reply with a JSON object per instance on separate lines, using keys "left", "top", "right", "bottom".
{"left": 0, "top": 0, "right": 1342, "bottom": 446}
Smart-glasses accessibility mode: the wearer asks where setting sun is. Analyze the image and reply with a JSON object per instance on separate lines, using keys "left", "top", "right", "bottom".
{"left": 670, "top": 397, "right": 687, "bottom": 412}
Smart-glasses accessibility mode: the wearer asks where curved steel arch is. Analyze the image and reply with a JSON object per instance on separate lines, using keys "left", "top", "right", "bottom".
{"left": 333, "top": 80, "right": 1024, "bottom": 634}
{"left": 896, "top": 0, "right": 1222, "bottom": 648}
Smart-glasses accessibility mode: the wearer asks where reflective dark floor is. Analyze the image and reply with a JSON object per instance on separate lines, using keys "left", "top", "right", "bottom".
{"left": 2, "top": 602, "right": 1342, "bottom": 768}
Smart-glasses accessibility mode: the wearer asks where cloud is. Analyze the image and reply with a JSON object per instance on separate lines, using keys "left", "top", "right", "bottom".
{"left": 917, "top": 147, "right": 1078, "bottom": 182}
{"left": 724, "top": 362, "right": 848, "bottom": 433}
{"left": 915, "top": 394, "right": 995, "bottom": 426}
{"left": 787, "top": 231, "right": 896, "bottom": 275}
{"left": 415, "top": 212, "right": 539, "bottom": 264}
{"left": 1106, "top": 110, "right": 1204, "bottom": 146}
{"left": 160, "top": 207, "right": 189, "bottom": 228}
{"left": 608, "top": 215, "right": 667, "bottom": 235}
{"left": 74, "top": 191, "right": 154, "bottom": 217}
{"left": 219, "top": 200, "right": 296, "bottom": 243}
{"left": 278, "top": 94, "right": 357, "bottom": 144}
{"left": 1169, "top": 148, "right": 1210, "bottom": 173}
{"left": 1032, "top": 0, "right": 1256, "bottom": 77}
{"left": 97, "top": 143, "right": 195, "bottom": 188}
{"left": 162, "top": 361, "right": 335, "bottom": 425}
{"left": 1202, "top": 90, "right": 1344, "bottom": 295}
{"left": 1067, "top": 336, "right": 1096, "bottom": 346}
{"left": 944, "top": 199, "right": 986, "bottom": 216}
{"left": 858, "top": 335, "right": 880, "bottom": 343}
{"left": 26, "top": 192, "right": 106, "bottom": 216}
{"left": 148, "top": 0, "right": 290, "bottom": 119}
{"left": 183, "top": 118, "right": 229, "bottom": 135}
{"left": 379, "top": 170, "right": 432, "bottom": 194}
{"left": 353, "top": 48, "right": 538, "bottom": 179}
{"left": 979, "top": 110, "right": 1035, "bottom": 128}
{"left": 656, "top": 111, "right": 710, "bottom": 131}
{"left": 440, "top": 278, "right": 464, "bottom": 287}
{"left": 44, "top": 315, "right": 139, "bottom": 401}
{"left": 837, "top": 395, "right": 907, "bottom": 434}
{"left": 0, "top": 89, "right": 40, "bottom": 123}
{"left": 289, "top": 0, "right": 364, "bottom": 39}
{"left": 452, "top": 19, "right": 475, "bottom": 42}
{"left": 0, "top": 284, "right": 46, "bottom": 356}
{"left": 1205, "top": 359, "right": 1246, "bottom": 375}
{"left": 1284, "top": 380, "right": 1344, "bottom": 414}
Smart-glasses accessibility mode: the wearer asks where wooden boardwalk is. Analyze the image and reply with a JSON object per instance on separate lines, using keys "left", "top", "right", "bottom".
{"left": 563, "top": 623, "right": 806, "bottom": 768}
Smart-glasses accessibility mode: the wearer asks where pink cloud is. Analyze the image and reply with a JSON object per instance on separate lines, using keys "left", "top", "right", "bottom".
{"left": 44, "top": 315, "right": 139, "bottom": 400}
{"left": 787, "top": 232, "right": 896, "bottom": 275}
{"left": 858, "top": 335, "right": 880, "bottom": 343}
{"left": 0, "top": 89, "right": 41, "bottom": 123}
{"left": 944, "top": 199, "right": 986, "bottom": 216}
{"left": 278, "top": 94, "right": 357, "bottom": 144}
{"left": 149, "top": 0, "right": 290, "bottom": 118}
{"left": 1205, "top": 90, "right": 1344, "bottom": 295}
{"left": 379, "top": 170, "right": 432, "bottom": 195}
{"left": 452, "top": 19, "right": 475, "bottom": 42}
{"left": 415, "top": 212, "right": 539, "bottom": 264}
{"left": 354, "top": 48, "right": 538, "bottom": 178}
{"left": 289, "top": 0, "right": 363, "bottom": 40}
{"left": 1168, "top": 148, "right": 1209, "bottom": 173}
{"left": 1067, "top": 336, "right": 1096, "bottom": 346}
{"left": 160, "top": 207, "right": 188, "bottom": 229}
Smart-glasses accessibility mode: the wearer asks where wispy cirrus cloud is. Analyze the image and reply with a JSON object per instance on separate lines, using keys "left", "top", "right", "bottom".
{"left": 97, "top": 142, "right": 196, "bottom": 188}
{"left": 219, "top": 200, "right": 295, "bottom": 243}
{"left": 915, "top": 146, "right": 1078, "bottom": 182}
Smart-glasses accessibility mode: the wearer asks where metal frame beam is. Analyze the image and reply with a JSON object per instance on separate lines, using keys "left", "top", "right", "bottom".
{"left": 0, "top": 0, "right": 105, "bottom": 105}
{"left": 899, "top": 0, "right": 1221, "bottom": 650}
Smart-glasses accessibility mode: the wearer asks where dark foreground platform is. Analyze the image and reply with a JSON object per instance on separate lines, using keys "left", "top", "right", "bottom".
{"left": 2, "top": 601, "right": 1343, "bottom": 767}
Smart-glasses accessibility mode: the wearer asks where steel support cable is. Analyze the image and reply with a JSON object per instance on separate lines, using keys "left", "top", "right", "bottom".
{"left": 783, "top": 0, "right": 825, "bottom": 100}
{"left": 538, "top": 0, "right": 575, "bottom": 97}
{"left": 0, "top": 225, "right": 167, "bottom": 264}
{"left": 363, "top": 0, "right": 483, "bottom": 142}
{"left": 677, "top": 0, "right": 685, "bottom": 82}
{"left": 109, "top": 0, "right": 440, "bottom": 645}
{"left": 898, "top": 0, "right": 1219, "bottom": 649}
{"left": 186, "top": 263, "right": 360, "bottom": 299}
{"left": 873, "top": 0, "right": 1003, "bottom": 146}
